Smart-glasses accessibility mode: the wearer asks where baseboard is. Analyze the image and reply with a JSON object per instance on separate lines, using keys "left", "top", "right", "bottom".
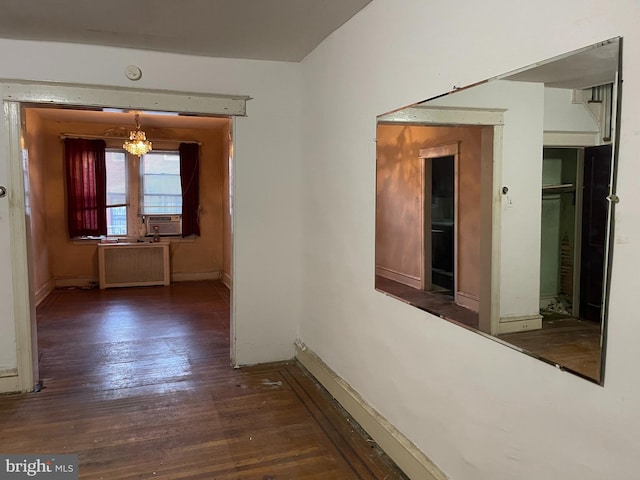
{"left": 375, "top": 266, "right": 421, "bottom": 290}
{"left": 295, "top": 341, "right": 448, "bottom": 480}
{"left": 221, "top": 272, "right": 232, "bottom": 289}
{"left": 54, "top": 277, "right": 98, "bottom": 288}
{"left": 456, "top": 291, "right": 479, "bottom": 312}
{"left": 498, "top": 314, "right": 543, "bottom": 334}
{"left": 34, "top": 279, "right": 55, "bottom": 307}
{"left": 171, "top": 271, "right": 221, "bottom": 282}
{"left": 0, "top": 374, "right": 20, "bottom": 394}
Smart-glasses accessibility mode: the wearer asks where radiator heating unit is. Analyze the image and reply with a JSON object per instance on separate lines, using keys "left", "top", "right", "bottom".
{"left": 98, "top": 242, "right": 170, "bottom": 289}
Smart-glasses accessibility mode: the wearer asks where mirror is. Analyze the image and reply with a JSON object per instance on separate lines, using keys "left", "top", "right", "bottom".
{"left": 375, "top": 38, "right": 621, "bottom": 384}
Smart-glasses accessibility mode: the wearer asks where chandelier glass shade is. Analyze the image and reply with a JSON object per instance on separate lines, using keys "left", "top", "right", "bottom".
{"left": 123, "top": 113, "right": 152, "bottom": 156}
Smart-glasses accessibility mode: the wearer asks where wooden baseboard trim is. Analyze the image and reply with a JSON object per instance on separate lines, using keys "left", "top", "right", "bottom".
{"left": 34, "top": 279, "right": 55, "bottom": 307}
{"left": 498, "top": 314, "right": 543, "bottom": 334}
{"left": 456, "top": 291, "right": 479, "bottom": 312}
{"left": 172, "top": 271, "right": 221, "bottom": 282}
{"left": 294, "top": 341, "right": 448, "bottom": 480}
{"left": 375, "top": 266, "right": 422, "bottom": 290}
{"left": 54, "top": 277, "right": 98, "bottom": 288}
{"left": 221, "top": 272, "right": 232, "bottom": 289}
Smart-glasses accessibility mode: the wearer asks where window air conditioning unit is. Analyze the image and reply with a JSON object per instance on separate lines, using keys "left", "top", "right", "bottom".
{"left": 146, "top": 215, "right": 182, "bottom": 236}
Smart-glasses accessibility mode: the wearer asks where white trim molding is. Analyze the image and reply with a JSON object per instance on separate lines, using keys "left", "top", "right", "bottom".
{"left": 379, "top": 105, "right": 506, "bottom": 126}
{"left": 295, "top": 341, "right": 448, "bottom": 480}
{"left": 543, "top": 130, "right": 598, "bottom": 147}
{"left": 0, "top": 375, "right": 20, "bottom": 393}
{"left": 498, "top": 314, "right": 543, "bottom": 334}
{"left": 1, "top": 80, "right": 250, "bottom": 116}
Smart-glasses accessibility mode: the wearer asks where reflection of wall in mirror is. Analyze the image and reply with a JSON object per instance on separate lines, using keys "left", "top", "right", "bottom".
{"left": 375, "top": 124, "right": 482, "bottom": 310}
{"left": 376, "top": 77, "right": 613, "bottom": 333}
{"left": 411, "top": 80, "right": 546, "bottom": 330}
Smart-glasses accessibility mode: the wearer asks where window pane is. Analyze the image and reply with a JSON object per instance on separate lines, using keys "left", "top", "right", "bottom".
{"left": 144, "top": 175, "right": 183, "bottom": 195}
{"left": 106, "top": 151, "right": 127, "bottom": 235}
{"left": 141, "top": 152, "right": 182, "bottom": 215}
{"left": 107, "top": 206, "right": 127, "bottom": 236}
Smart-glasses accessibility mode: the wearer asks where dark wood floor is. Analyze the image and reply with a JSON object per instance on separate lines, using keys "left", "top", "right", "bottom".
{"left": 375, "top": 276, "right": 479, "bottom": 329}
{"left": 0, "top": 281, "right": 407, "bottom": 479}
{"left": 500, "top": 315, "right": 601, "bottom": 381}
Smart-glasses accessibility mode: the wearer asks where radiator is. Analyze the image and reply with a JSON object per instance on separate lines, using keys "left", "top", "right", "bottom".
{"left": 98, "top": 242, "right": 170, "bottom": 289}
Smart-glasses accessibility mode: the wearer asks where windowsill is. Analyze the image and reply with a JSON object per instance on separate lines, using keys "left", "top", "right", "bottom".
{"left": 71, "top": 236, "right": 199, "bottom": 245}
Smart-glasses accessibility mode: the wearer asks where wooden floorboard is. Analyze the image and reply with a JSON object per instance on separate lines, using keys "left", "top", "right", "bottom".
{"left": 499, "top": 316, "right": 601, "bottom": 381}
{"left": 0, "top": 281, "right": 407, "bottom": 479}
{"left": 375, "top": 275, "right": 479, "bottom": 329}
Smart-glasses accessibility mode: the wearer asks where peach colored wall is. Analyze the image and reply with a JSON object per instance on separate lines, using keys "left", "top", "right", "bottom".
{"left": 33, "top": 112, "right": 225, "bottom": 283}
{"left": 376, "top": 124, "right": 482, "bottom": 301}
{"left": 24, "top": 110, "right": 52, "bottom": 297}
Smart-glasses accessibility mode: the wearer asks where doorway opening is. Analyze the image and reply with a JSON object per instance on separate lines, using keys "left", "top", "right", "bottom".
{"left": 428, "top": 154, "right": 455, "bottom": 294}
{"left": 539, "top": 144, "right": 612, "bottom": 324}
{"left": 375, "top": 122, "right": 498, "bottom": 333}
{"left": 23, "top": 105, "right": 234, "bottom": 387}
{"left": 3, "top": 82, "right": 246, "bottom": 392}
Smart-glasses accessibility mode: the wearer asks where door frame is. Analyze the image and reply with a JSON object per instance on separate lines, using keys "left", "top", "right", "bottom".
{"left": 419, "top": 143, "right": 459, "bottom": 296}
{"left": 377, "top": 105, "right": 504, "bottom": 334}
{"left": 1, "top": 80, "right": 248, "bottom": 392}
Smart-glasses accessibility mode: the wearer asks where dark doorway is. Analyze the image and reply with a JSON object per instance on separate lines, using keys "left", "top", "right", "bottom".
{"left": 431, "top": 155, "right": 455, "bottom": 293}
{"left": 579, "top": 144, "right": 612, "bottom": 322}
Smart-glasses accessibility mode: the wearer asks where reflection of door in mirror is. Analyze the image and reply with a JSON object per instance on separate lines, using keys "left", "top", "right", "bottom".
{"left": 539, "top": 145, "right": 611, "bottom": 325}
{"left": 505, "top": 142, "right": 612, "bottom": 380}
{"left": 580, "top": 144, "right": 612, "bottom": 322}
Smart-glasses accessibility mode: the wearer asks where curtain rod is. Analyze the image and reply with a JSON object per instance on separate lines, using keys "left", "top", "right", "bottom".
{"left": 58, "top": 133, "right": 202, "bottom": 145}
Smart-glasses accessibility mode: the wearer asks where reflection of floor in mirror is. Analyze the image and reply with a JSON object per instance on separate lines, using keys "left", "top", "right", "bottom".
{"left": 374, "top": 275, "right": 479, "bottom": 329}
{"left": 499, "top": 315, "right": 601, "bottom": 381}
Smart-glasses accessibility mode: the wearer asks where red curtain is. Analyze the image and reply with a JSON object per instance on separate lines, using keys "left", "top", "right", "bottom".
{"left": 179, "top": 143, "right": 200, "bottom": 237}
{"left": 64, "top": 138, "right": 107, "bottom": 238}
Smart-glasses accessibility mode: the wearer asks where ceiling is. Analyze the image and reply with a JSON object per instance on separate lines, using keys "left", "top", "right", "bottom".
{"left": 0, "top": 0, "right": 372, "bottom": 62}
{"left": 16, "top": 0, "right": 377, "bottom": 131}
{"left": 502, "top": 39, "right": 620, "bottom": 90}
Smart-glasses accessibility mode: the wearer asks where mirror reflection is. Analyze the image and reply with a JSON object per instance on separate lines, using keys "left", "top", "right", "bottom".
{"left": 375, "top": 38, "right": 621, "bottom": 384}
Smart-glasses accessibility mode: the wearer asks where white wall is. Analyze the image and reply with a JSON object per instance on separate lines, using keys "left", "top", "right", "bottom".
{"left": 428, "top": 79, "right": 545, "bottom": 320}
{"left": 300, "top": 1, "right": 640, "bottom": 479}
{"left": 544, "top": 87, "right": 600, "bottom": 133}
{"left": 0, "top": 39, "right": 303, "bottom": 371}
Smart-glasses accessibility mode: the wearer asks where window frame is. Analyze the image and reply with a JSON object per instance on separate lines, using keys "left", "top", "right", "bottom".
{"left": 101, "top": 147, "right": 183, "bottom": 239}
{"left": 105, "top": 149, "right": 129, "bottom": 237}
{"left": 139, "top": 150, "right": 183, "bottom": 217}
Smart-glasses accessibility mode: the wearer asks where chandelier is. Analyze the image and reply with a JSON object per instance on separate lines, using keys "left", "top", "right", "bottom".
{"left": 123, "top": 113, "right": 152, "bottom": 156}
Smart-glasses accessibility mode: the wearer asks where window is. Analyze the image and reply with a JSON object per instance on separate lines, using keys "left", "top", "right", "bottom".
{"left": 103, "top": 150, "right": 182, "bottom": 236}
{"left": 66, "top": 141, "right": 200, "bottom": 239}
{"left": 105, "top": 151, "right": 127, "bottom": 236}
{"left": 140, "top": 152, "right": 182, "bottom": 215}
